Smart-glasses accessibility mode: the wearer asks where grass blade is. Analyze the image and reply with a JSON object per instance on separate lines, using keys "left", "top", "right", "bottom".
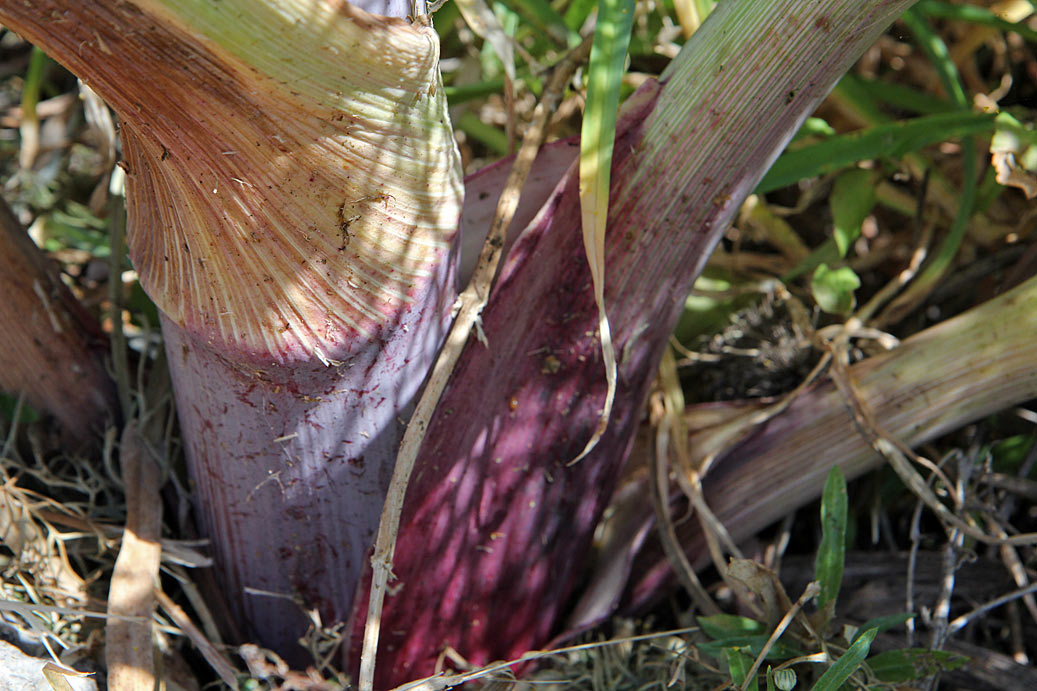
{"left": 563, "top": 0, "right": 597, "bottom": 32}
{"left": 813, "top": 466, "right": 848, "bottom": 610}
{"left": 915, "top": 0, "right": 1037, "bottom": 44}
{"left": 672, "top": 0, "right": 715, "bottom": 37}
{"left": 866, "top": 648, "right": 967, "bottom": 682}
{"left": 837, "top": 73, "right": 954, "bottom": 116}
{"left": 727, "top": 647, "right": 759, "bottom": 691}
{"left": 498, "top": 0, "right": 580, "bottom": 46}
{"left": 879, "top": 8, "right": 977, "bottom": 323}
{"left": 573, "top": 0, "right": 635, "bottom": 462}
{"left": 810, "top": 627, "right": 876, "bottom": 691}
{"left": 18, "top": 45, "right": 48, "bottom": 168}
{"left": 902, "top": 7, "right": 967, "bottom": 107}
{"left": 456, "top": 111, "right": 510, "bottom": 154}
{"left": 854, "top": 612, "right": 914, "bottom": 638}
{"left": 756, "top": 111, "right": 994, "bottom": 194}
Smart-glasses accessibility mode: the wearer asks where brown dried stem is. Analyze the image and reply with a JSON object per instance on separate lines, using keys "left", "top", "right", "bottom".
{"left": 105, "top": 423, "right": 162, "bottom": 690}
{"left": 0, "top": 196, "right": 114, "bottom": 441}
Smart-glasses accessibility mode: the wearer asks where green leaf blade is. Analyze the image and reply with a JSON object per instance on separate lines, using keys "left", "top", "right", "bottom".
{"left": 811, "top": 627, "right": 876, "bottom": 691}
{"left": 829, "top": 169, "right": 878, "bottom": 257}
{"left": 814, "top": 466, "right": 849, "bottom": 610}
{"left": 726, "top": 647, "right": 759, "bottom": 691}
{"left": 573, "top": 0, "right": 636, "bottom": 462}
{"left": 756, "top": 112, "right": 995, "bottom": 194}
{"left": 698, "top": 613, "right": 768, "bottom": 639}
{"left": 854, "top": 612, "right": 915, "bottom": 639}
{"left": 866, "top": 648, "right": 968, "bottom": 683}
{"left": 811, "top": 264, "right": 860, "bottom": 316}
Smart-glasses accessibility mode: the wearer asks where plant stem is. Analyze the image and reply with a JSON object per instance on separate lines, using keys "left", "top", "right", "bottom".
{"left": 0, "top": 195, "right": 115, "bottom": 440}
{"left": 350, "top": 0, "right": 919, "bottom": 684}
{"left": 622, "top": 274, "right": 1037, "bottom": 613}
{"left": 0, "top": 0, "right": 463, "bottom": 655}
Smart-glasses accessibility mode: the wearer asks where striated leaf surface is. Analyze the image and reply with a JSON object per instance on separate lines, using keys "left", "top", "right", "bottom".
{"left": 349, "top": 1, "right": 917, "bottom": 684}
{"left": 0, "top": 0, "right": 465, "bottom": 657}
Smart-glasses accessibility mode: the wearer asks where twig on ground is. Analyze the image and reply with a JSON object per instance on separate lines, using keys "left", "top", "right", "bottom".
{"left": 948, "top": 581, "right": 1037, "bottom": 636}
{"left": 989, "top": 517, "right": 1037, "bottom": 627}
{"left": 928, "top": 450, "right": 970, "bottom": 663}
{"left": 165, "top": 565, "right": 225, "bottom": 648}
{"left": 906, "top": 497, "right": 925, "bottom": 648}
{"left": 739, "top": 581, "right": 821, "bottom": 691}
{"left": 928, "top": 526, "right": 963, "bottom": 690}
{"left": 155, "top": 587, "right": 240, "bottom": 688}
{"left": 857, "top": 218, "right": 932, "bottom": 326}
{"left": 649, "top": 350, "right": 720, "bottom": 615}
{"left": 826, "top": 339, "right": 1037, "bottom": 548}
{"left": 390, "top": 626, "right": 699, "bottom": 691}
{"left": 107, "top": 169, "right": 131, "bottom": 419}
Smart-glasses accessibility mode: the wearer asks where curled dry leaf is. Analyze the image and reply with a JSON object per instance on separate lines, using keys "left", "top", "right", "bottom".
{"left": 118, "top": 3, "right": 463, "bottom": 364}
{"left": 42, "top": 663, "right": 95, "bottom": 691}
{"left": 991, "top": 150, "right": 1037, "bottom": 198}
{"left": 990, "top": 112, "right": 1037, "bottom": 199}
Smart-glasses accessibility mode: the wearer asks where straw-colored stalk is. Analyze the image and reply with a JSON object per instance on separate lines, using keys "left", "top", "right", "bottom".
{"left": 615, "top": 274, "right": 1037, "bottom": 613}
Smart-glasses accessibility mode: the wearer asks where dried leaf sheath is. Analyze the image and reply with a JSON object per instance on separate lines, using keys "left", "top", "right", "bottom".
{"left": 119, "top": 1, "right": 463, "bottom": 362}
{"left": 3, "top": 0, "right": 461, "bottom": 362}
{"left": 0, "top": 0, "right": 463, "bottom": 653}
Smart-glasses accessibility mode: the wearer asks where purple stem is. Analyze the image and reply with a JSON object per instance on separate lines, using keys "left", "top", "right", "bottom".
{"left": 349, "top": 1, "right": 918, "bottom": 685}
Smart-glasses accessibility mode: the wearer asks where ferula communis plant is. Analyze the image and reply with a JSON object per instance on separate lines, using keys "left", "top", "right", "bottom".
{"left": 4, "top": 0, "right": 928, "bottom": 685}
{"left": 1, "top": 0, "right": 463, "bottom": 652}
